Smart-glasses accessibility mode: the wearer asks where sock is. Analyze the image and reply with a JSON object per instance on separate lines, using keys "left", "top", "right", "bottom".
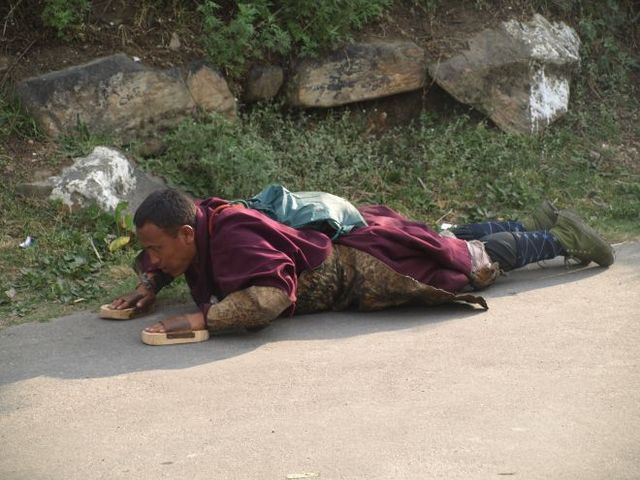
{"left": 512, "top": 231, "right": 566, "bottom": 268}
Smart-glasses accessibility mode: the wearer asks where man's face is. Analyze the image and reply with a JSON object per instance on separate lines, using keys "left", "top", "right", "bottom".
{"left": 136, "top": 222, "right": 197, "bottom": 277}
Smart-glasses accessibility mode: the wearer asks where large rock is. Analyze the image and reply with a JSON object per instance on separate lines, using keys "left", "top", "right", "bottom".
{"left": 186, "top": 62, "right": 237, "bottom": 118}
{"left": 427, "top": 14, "right": 580, "bottom": 134}
{"left": 16, "top": 54, "right": 236, "bottom": 138}
{"left": 48, "top": 146, "right": 165, "bottom": 213}
{"left": 244, "top": 64, "right": 284, "bottom": 102}
{"left": 287, "top": 41, "right": 426, "bottom": 107}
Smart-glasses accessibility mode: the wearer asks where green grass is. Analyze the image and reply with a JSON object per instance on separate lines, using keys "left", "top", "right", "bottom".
{"left": 1, "top": 0, "right": 638, "bottom": 328}
{"left": 3, "top": 73, "right": 638, "bottom": 327}
{"left": 0, "top": 181, "right": 191, "bottom": 328}
{"left": 138, "top": 91, "right": 640, "bottom": 239}
{"left": 0, "top": 90, "right": 41, "bottom": 146}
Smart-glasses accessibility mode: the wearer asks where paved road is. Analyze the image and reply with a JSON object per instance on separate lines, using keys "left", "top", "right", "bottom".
{"left": 1, "top": 242, "right": 639, "bottom": 480}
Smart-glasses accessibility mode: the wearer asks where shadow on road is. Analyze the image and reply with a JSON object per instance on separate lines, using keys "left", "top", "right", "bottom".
{"left": 483, "top": 258, "right": 606, "bottom": 298}
{"left": 0, "top": 302, "right": 486, "bottom": 386}
{"left": 0, "top": 257, "right": 617, "bottom": 387}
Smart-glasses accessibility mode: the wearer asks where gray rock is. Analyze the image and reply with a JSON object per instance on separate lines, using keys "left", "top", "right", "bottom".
{"left": 244, "top": 64, "right": 284, "bottom": 102}
{"left": 186, "top": 63, "right": 237, "bottom": 118}
{"left": 427, "top": 14, "right": 580, "bottom": 134}
{"left": 16, "top": 54, "right": 189, "bottom": 138}
{"left": 287, "top": 41, "right": 426, "bottom": 107}
{"left": 48, "top": 146, "right": 165, "bottom": 213}
{"left": 16, "top": 54, "right": 237, "bottom": 138}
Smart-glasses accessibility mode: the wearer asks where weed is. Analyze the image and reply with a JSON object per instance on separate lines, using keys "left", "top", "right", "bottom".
{"left": 108, "top": 201, "right": 136, "bottom": 252}
{"left": 138, "top": 96, "right": 639, "bottom": 237}
{"left": 59, "top": 122, "right": 114, "bottom": 158}
{"left": 199, "top": 0, "right": 390, "bottom": 76}
{"left": 576, "top": 3, "right": 639, "bottom": 93}
{"left": 0, "top": 89, "right": 41, "bottom": 144}
{"left": 0, "top": 189, "right": 133, "bottom": 322}
{"left": 41, "top": 0, "right": 91, "bottom": 39}
{"left": 413, "top": 0, "right": 440, "bottom": 14}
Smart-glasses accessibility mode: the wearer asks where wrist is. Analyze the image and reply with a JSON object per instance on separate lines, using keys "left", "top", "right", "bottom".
{"left": 135, "top": 283, "right": 155, "bottom": 298}
{"left": 187, "top": 311, "right": 206, "bottom": 330}
{"left": 137, "top": 272, "right": 156, "bottom": 293}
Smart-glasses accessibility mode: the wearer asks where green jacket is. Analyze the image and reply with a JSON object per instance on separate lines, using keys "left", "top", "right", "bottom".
{"left": 241, "top": 184, "right": 367, "bottom": 239}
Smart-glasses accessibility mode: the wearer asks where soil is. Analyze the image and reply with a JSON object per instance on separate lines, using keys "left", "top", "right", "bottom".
{"left": 0, "top": 0, "right": 538, "bottom": 83}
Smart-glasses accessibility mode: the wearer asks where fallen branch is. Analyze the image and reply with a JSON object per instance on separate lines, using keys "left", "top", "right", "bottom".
{"left": 0, "top": 37, "right": 36, "bottom": 88}
{"left": 2, "top": 0, "right": 23, "bottom": 38}
{"left": 435, "top": 209, "right": 454, "bottom": 226}
{"left": 88, "top": 236, "right": 104, "bottom": 264}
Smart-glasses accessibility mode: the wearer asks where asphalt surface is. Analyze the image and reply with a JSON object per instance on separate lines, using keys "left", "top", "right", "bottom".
{"left": 1, "top": 242, "right": 639, "bottom": 480}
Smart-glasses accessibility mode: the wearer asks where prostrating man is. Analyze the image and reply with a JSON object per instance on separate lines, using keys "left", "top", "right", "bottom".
{"left": 106, "top": 188, "right": 614, "bottom": 345}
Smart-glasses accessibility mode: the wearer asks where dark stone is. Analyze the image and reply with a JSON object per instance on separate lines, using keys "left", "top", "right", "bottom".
{"left": 16, "top": 54, "right": 193, "bottom": 138}
{"left": 244, "top": 65, "right": 284, "bottom": 102}
{"left": 287, "top": 41, "right": 426, "bottom": 107}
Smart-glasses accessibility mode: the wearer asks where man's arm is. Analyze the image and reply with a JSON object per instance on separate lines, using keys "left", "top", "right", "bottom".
{"left": 132, "top": 251, "right": 174, "bottom": 293}
{"left": 205, "top": 286, "right": 292, "bottom": 333}
{"left": 109, "top": 251, "right": 174, "bottom": 310}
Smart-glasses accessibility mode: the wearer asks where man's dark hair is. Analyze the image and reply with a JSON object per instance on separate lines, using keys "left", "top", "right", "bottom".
{"left": 134, "top": 189, "right": 196, "bottom": 233}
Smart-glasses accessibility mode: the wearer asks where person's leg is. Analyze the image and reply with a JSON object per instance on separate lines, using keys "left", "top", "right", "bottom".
{"left": 451, "top": 200, "right": 558, "bottom": 240}
{"left": 481, "top": 231, "right": 565, "bottom": 272}
{"left": 481, "top": 209, "right": 614, "bottom": 271}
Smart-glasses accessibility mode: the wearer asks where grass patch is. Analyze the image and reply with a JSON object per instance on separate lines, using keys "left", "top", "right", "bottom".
{"left": 1, "top": 0, "right": 638, "bottom": 329}
{"left": 0, "top": 90, "right": 41, "bottom": 161}
{"left": 2, "top": 78, "right": 638, "bottom": 330}
{"left": 139, "top": 93, "right": 640, "bottom": 240}
{"left": 0, "top": 184, "right": 192, "bottom": 328}
{"left": 0, "top": 188, "right": 126, "bottom": 322}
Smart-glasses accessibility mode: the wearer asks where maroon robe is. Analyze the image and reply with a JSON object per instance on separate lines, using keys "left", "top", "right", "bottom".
{"left": 140, "top": 198, "right": 472, "bottom": 317}
{"left": 185, "top": 198, "right": 332, "bottom": 316}
{"left": 336, "top": 205, "right": 472, "bottom": 293}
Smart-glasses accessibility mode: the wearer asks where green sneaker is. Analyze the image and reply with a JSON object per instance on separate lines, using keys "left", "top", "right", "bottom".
{"left": 521, "top": 200, "right": 559, "bottom": 231}
{"left": 550, "top": 210, "right": 615, "bottom": 267}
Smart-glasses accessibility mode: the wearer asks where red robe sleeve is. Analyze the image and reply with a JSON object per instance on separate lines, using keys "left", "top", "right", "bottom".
{"left": 185, "top": 201, "right": 332, "bottom": 317}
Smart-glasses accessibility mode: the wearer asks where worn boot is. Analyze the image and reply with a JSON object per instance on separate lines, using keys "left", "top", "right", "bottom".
{"left": 520, "top": 200, "right": 559, "bottom": 231}
{"left": 550, "top": 210, "right": 614, "bottom": 267}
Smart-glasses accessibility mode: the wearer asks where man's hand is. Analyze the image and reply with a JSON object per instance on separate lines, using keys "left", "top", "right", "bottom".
{"left": 110, "top": 284, "right": 156, "bottom": 311}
